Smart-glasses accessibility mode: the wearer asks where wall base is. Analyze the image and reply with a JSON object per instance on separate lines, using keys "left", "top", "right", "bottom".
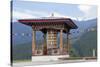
{"left": 32, "top": 55, "right": 70, "bottom": 62}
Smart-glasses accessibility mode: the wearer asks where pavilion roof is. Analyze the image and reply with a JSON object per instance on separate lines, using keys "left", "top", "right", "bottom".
{"left": 18, "top": 17, "right": 78, "bottom": 29}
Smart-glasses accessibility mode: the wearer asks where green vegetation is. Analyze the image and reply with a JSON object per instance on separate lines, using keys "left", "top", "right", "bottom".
{"left": 69, "top": 48, "right": 80, "bottom": 57}
{"left": 58, "top": 57, "right": 83, "bottom": 60}
{"left": 72, "top": 26, "right": 97, "bottom": 57}
{"left": 12, "top": 26, "right": 97, "bottom": 62}
{"left": 12, "top": 42, "right": 32, "bottom": 62}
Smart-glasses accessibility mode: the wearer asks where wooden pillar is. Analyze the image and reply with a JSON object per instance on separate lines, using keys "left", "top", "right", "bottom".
{"left": 67, "top": 30, "right": 70, "bottom": 55}
{"left": 43, "top": 32, "right": 47, "bottom": 55}
{"left": 32, "top": 29, "right": 36, "bottom": 56}
{"left": 60, "top": 29, "right": 63, "bottom": 54}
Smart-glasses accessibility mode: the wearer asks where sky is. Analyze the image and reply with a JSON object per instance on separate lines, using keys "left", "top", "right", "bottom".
{"left": 12, "top": 1, "right": 97, "bottom": 22}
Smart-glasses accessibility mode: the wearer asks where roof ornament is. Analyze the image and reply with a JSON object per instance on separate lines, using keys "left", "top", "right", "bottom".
{"left": 51, "top": 13, "right": 54, "bottom": 17}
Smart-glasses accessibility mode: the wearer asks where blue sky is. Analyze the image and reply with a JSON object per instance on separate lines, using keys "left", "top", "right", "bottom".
{"left": 12, "top": 1, "right": 97, "bottom": 22}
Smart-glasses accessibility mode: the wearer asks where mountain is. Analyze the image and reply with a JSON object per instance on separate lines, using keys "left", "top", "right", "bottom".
{"left": 70, "top": 18, "right": 97, "bottom": 43}
{"left": 72, "top": 26, "right": 97, "bottom": 57}
{"left": 12, "top": 22, "right": 43, "bottom": 45}
{"left": 12, "top": 22, "right": 32, "bottom": 45}
{"left": 71, "top": 18, "right": 97, "bottom": 36}
{"left": 12, "top": 18, "right": 97, "bottom": 45}
{"left": 12, "top": 18, "right": 97, "bottom": 61}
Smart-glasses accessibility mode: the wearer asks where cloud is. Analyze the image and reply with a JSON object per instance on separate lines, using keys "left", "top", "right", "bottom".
{"left": 12, "top": 11, "right": 38, "bottom": 22}
{"left": 12, "top": 10, "right": 51, "bottom": 22}
{"left": 13, "top": 11, "right": 37, "bottom": 19}
{"left": 12, "top": 9, "right": 78, "bottom": 22}
{"left": 78, "top": 5, "right": 97, "bottom": 20}
{"left": 78, "top": 5, "right": 92, "bottom": 14}
{"left": 48, "top": 12, "right": 77, "bottom": 20}
{"left": 49, "top": 12, "right": 67, "bottom": 17}
{"left": 24, "top": 10, "right": 49, "bottom": 17}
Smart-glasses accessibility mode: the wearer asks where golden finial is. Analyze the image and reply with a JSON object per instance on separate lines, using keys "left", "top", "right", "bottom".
{"left": 51, "top": 13, "right": 54, "bottom": 17}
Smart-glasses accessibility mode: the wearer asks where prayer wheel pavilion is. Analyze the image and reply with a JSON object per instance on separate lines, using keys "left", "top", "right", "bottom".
{"left": 18, "top": 15, "right": 78, "bottom": 61}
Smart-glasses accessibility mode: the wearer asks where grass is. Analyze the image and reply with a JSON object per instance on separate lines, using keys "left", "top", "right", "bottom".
{"left": 58, "top": 57, "right": 82, "bottom": 60}
{"left": 58, "top": 57, "right": 97, "bottom": 60}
